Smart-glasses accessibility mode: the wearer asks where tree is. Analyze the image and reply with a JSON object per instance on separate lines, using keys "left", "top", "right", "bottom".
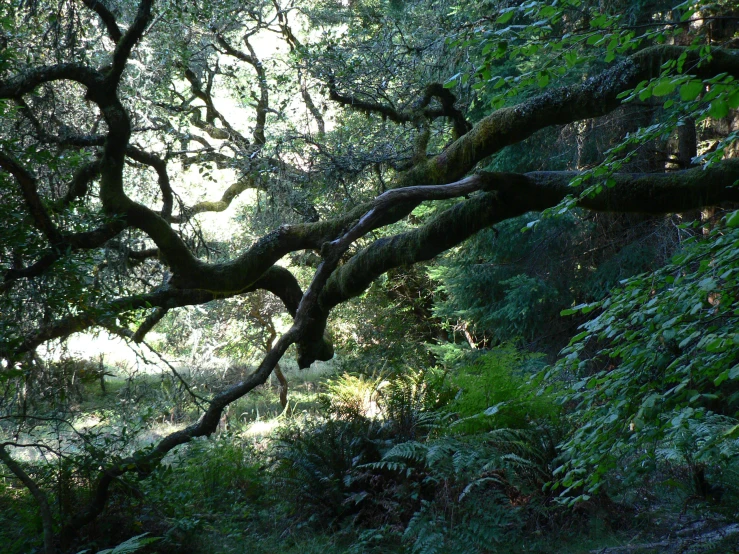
{"left": 0, "top": 0, "right": 738, "bottom": 548}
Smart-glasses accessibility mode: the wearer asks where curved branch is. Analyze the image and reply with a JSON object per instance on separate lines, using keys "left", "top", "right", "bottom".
{"left": 109, "top": 0, "right": 153, "bottom": 85}
{"left": 327, "top": 78, "right": 471, "bottom": 136}
{"left": 169, "top": 176, "right": 256, "bottom": 223}
{"left": 184, "top": 67, "right": 251, "bottom": 145}
{"left": 415, "top": 83, "right": 471, "bottom": 138}
{"left": 0, "top": 64, "right": 101, "bottom": 98}
{"left": 304, "top": 161, "right": 739, "bottom": 363}
{"left": 56, "top": 158, "right": 739, "bottom": 539}
{"left": 125, "top": 146, "right": 173, "bottom": 218}
{"left": 213, "top": 31, "right": 270, "bottom": 145}
{"left": 168, "top": 45, "right": 739, "bottom": 292}
{"left": 61, "top": 160, "right": 101, "bottom": 206}
{"left": 1, "top": 219, "right": 127, "bottom": 291}
{"left": 327, "top": 75, "right": 409, "bottom": 123}
{"left": 132, "top": 307, "right": 168, "bottom": 342}
{"left": 399, "top": 46, "right": 739, "bottom": 190}
{"left": 0, "top": 152, "right": 63, "bottom": 245}
{"left": 81, "top": 0, "right": 123, "bottom": 43}
{"left": 4, "top": 265, "right": 322, "bottom": 359}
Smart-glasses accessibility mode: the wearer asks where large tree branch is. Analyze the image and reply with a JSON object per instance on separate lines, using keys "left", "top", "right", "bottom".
{"left": 3, "top": 265, "right": 320, "bottom": 359}
{"left": 399, "top": 45, "right": 739, "bottom": 188}
{"left": 58, "top": 172, "right": 491, "bottom": 539}
{"left": 10, "top": 45, "right": 734, "bottom": 301}
{"left": 300, "top": 161, "right": 739, "bottom": 358}
{"left": 0, "top": 152, "right": 63, "bottom": 245}
{"left": 108, "top": 0, "right": 152, "bottom": 85}
{"left": 1, "top": 215, "right": 127, "bottom": 291}
{"left": 81, "top": 0, "right": 123, "bottom": 43}
{"left": 169, "top": 176, "right": 257, "bottom": 223}
{"left": 164, "top": 45, "right": 739, "bottom": 292}
{"left": 7, "top": 161, "right": 739, "bottom": 364}
{"left": 6, "top": 43, "right": 739, "bottom": 357}
{"left": 125, "top": 146, "right": 174, "bottom": 218}
{"left": 0, "top": 64, "right": 101, "bottom": 98}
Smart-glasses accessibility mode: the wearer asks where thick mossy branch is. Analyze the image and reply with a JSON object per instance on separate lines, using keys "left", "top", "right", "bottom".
{"left": 401, "top": 46, "right": 739, "bottom": 188}
{"left": 108, "top": 0, "right": 152, "bottom": 85}
{"left": 3, "top": 43, "right": 735, "bottom": 299}
{"left": 0, "top": 64, "right": 102, "bottom": 97}
{"left": 516, "top": 160, "right": 739, "bottom": 213}
{"left": 6, "top": 161, "right": 739, "bottom": 362}
{"left": 297, "top": 162, "right": 739, "bottom": 360}
{"left": 163, "top": 45, "right": 739, "bottom": 293}
{"left": 170, "top": 176, "right": 257, "bottom": 223}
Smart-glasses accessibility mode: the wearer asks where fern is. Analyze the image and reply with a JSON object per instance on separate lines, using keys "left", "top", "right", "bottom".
{"left": 91, "top": 533, "right": 160, "bottom": 554}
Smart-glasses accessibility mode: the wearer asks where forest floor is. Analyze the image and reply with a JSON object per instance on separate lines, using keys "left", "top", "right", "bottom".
{"left": 2, "top": 357, "right": 739, "bottom": 553}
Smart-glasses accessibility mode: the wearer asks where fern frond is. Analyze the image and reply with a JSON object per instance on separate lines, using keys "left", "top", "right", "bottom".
{"left": 96, "top": 534, "right": 160, "bottom": 554}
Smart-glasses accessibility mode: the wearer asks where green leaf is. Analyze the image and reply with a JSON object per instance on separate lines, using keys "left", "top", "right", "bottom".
{"left": 496, "top": 10, "right": 515, "bottom": 24}
{"left": 726, "top": 210, "right": 739, "bottom": 227}
{"left": 679, "top": 80, "right": 703, "bottom": 101}
{"left": 443, "top": 73, "right": 461, "bottom": 89}
{"left": 569, "top": 331, "right": 588, "bottom": 343}
{"left": 709, "top": 100, "right": 729, "bottom": 120}
{"left": 639, "top": 87, "right": 652, "bottom": 101}
{"left": 729, "top": 89, "right": 739, "bottom": 109}
{"left": 715, "top": 370, "right": 729, "bottom": 386}
{"left": 652, "top": 80, "right": 676, "bottom": 97}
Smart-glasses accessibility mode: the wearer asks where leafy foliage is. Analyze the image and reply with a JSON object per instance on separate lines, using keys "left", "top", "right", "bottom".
{"left": 446, "top": 345, "right": 557, "bottom": 433}
{"left": 555, "top": 212, "right": 739, "bottom": 502}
